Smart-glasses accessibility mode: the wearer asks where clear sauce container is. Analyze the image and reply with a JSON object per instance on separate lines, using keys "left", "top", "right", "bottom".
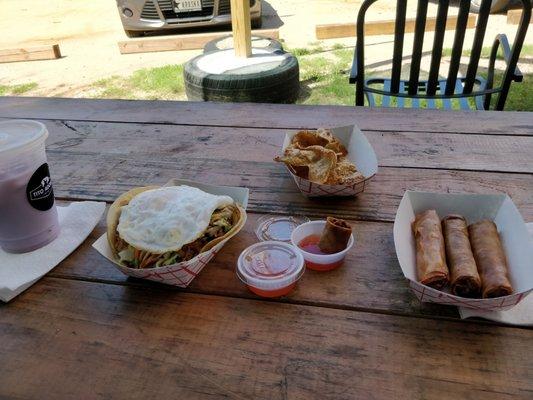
{"left": 237, "top": 241, "right": 304, "bottom": 297}
{"left": 291, "top": 220, "right": 354, "bottom": 271}
{"left": 0, "top": 120, "right": 59, "bottom": 253}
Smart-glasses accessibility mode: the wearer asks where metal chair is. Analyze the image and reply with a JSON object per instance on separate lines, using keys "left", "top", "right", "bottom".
{"left": 349, "top": 0, "right": 531, "bottom": 110}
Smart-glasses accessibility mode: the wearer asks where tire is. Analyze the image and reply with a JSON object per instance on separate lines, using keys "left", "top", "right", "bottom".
{"left": 470, "top": 0, "right": 511, "bottom": 13}
{"left": 203, "top": 35, "right": 284, "bottom": 54}
{"left": 125, "top": 30, "right": 144, "bottom": 38}
{"left": 184, "top": 51, "right": 300, "bottom": 103}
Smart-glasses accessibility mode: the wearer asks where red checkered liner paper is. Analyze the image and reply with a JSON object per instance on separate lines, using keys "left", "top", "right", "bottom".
{"left": 280, "top": 125, "right": 378, "bottom": 198}
{"left": 93, "top": 222, "right": 244, "bottom": 287}
{"left": 289, "top": 168, "right": 374, "bottom": 197}
{"left": 112, "top": 239, "right": 228, "bottom": 287}
{"left": 409, "top": 280, "right": 532, "bottom": 311}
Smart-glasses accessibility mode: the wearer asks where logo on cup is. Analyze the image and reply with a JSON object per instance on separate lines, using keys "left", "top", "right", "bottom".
{"left": 26, "top": 163, "right": 55, "bottom": 211}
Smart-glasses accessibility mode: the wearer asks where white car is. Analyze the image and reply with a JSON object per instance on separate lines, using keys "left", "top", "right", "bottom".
{"left": 116, "top": 0, "right": 262, "bottom": 37}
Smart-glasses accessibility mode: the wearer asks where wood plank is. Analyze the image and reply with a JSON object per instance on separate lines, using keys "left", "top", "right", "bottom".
{"left": 1, "top": 278, "right": 532, "bottom": 400}
{"left": 0, "top": 44, "right": 61, "bottom": 63}
{"left": 1, "top": 97, "right": 531, "bottom": 135}
{"left": 48, "top": 149, "right": 533, "bottom": 221}
{"left": 49, "top": 210, "right": 458, "bottom": 318}
{"left": 507, "top": 9, "right": 532, "bottom": 25}
{"left": 40, "top": 121, "right": 533, "bottom": 222}
{"left": 316, "top": 14, "right": 476, "bottom": 39}
{"left": 43, "top": 120, "right": 533, "bottom": 174}
{"left": 118, "top": 29, "right": 278, "bottom": 54}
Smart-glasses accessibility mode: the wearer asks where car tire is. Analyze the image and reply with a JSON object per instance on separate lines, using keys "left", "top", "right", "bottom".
{"left": 184, "top": 50, "right": 300, "bottom": 103}
{"left": 470, "top": 0, "right": 511, "bottom": 13}
{"left": 125, "top": 30, "right": 144, "bottom": 38}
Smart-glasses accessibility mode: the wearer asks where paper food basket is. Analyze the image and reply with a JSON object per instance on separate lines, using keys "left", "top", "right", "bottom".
{"left": 394, "top": 191, "right": 533, "bottom": 311}
{"left": 93, "top": 179, "right": 249, "bottom": 287}
{"left": 281, "top": 125, "right": 378, "bottom": 197}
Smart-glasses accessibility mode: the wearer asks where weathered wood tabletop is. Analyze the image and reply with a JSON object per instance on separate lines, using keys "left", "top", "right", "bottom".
{"left": 0, "top": 97, "right": 532, "bottom": 400}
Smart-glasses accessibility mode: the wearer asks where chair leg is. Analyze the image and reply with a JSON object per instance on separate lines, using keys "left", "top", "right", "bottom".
{"left": 439, "top": 80, "right": 452, "bottom": 110}
{"left": 397, "top": 82, "right": 406, "bottom": 108}
{"left": 455, "top": 81, "right": 470, "bottom": 110}
{"left": 382, "top": 81, "right": 392, "bottom": 107}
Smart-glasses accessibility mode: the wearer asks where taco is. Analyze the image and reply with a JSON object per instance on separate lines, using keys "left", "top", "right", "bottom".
{"left": 106, "top": 185, "right": 246, "bottom": 269}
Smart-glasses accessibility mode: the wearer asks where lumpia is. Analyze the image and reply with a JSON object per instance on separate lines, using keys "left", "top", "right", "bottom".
{"left": 412, "top": 210, "right": 449, "bottom": 289}
{"left": 468, "top": 220, "right": 513, "bottom": 298}
{"left": 442, "top": 215, "right": 481, "bottom": 297}
{"left": 318, "top": 217, "right": 352, "bottom": 254}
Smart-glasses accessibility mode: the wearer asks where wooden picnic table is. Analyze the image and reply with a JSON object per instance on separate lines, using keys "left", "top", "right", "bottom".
{"left": 0, "top": 97, "right": 532, "bottom": 400}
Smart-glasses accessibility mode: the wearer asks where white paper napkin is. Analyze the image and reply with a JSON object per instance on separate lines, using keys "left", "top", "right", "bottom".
{"left": 459, "top": 223, "right": 533, "bottom": 326}
{"left": 0, "top": 201, "right": 105, "bottom": 302}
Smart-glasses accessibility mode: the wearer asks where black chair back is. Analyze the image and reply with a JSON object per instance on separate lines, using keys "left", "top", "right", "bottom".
{"left": 354, "top": 0, "right": 531, "bottom": 110}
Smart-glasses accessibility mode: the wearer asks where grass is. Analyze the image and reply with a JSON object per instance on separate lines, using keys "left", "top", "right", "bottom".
{"left": 85, "top": 42, "right": 532, "bottom": 111}
{"left": 296, "top": 44, "right": 532, "bottom": 110}
{"left": 90, "top": 64, "right": 185, "bottom": 100}
{"left": 441, "top": 44, "right": 533, "bottom": 60}
{"left": 287, "top": 44, "right": 326, "bottom": 57}
{"left": 0, "top": 82, "right": 38, "bottom": 96}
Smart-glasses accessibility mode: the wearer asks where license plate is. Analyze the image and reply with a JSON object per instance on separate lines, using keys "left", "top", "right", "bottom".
{"left": 174, "top": 0, "right": 202, "bottom": 12}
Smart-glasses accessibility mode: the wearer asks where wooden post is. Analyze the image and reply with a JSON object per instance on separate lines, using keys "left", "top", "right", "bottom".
{"left": 230, "top": 0, "right": 252, "bottom": 57}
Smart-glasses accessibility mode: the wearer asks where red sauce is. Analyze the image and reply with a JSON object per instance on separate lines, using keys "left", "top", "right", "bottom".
{"left": 247, "top": 283, "right": 296, "bottom": 298}
{"left": 298, "top": 234, "right": 327, "bottom": 255}
{"left": 298, "top": 234, "right": 345, "bottom": 271}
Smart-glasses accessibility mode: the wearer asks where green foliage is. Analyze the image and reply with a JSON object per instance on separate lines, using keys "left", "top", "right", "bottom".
{"left": 89, "top": 65, "right": 185, "bottom": 100}
{"left": 287, "top": 44, "right": 325, "bottom": 57}
{"left": 441, "top": 44, "right": 533, "bottom": 61}
{"left": 86, "top": 44, "right": 532, "bottom": 111}
{"left": 131, "top": 64, "right": 184, "bottom": 94}
{"left": 0, "top": 82, "right": 38, "bottom": 95}
{"left": 290, "top": 47, "right": 313, "bottom": 57}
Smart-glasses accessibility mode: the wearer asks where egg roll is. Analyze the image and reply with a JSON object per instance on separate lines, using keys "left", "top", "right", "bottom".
{"left": 442, "top": 215, "right": 481, "bottom": 297}
{"left": 318, "top": 217, "right": 352, "bottom": 254}
{"left": 468, "top": 220, "right": 513, "bottom": 298}
{"left": 412, "top": 210, "right": 449, "bottom": 289}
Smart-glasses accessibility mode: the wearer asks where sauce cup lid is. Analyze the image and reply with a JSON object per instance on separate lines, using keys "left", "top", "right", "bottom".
{"left": 255, "top": 214, "right": 310, "bottom": 242}
{"left": 237, "top": 241, "right": 304, "bottom": 290}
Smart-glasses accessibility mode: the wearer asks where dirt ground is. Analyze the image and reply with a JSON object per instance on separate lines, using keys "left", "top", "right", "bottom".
{"left": 0, "top": 0, "right": 531, "bottom": 97}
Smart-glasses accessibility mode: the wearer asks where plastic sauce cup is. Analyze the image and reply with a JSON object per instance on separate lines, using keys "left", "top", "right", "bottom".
{"left": 237, "top": 241, "right": 304, "bottom": 298}
{"left": 0, "top": 120, "right": 60, "bottom": 253}
{"left": 291, "top": 220, "right": 354, "bottom": 271}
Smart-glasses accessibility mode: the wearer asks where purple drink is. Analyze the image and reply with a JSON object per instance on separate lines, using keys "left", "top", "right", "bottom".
{"left": 0, "top": 120, "right": 59, "bottom": 253}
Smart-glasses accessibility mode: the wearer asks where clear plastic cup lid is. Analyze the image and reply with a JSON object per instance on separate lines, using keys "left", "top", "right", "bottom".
{"left": 0, "top": 120, "right": 48, "bottom": 156}
{"left": 237, "top": 241, "right": 304, "bottom": 290}
{"left": 255, "top": 214, "right": 310, "bottom": 242}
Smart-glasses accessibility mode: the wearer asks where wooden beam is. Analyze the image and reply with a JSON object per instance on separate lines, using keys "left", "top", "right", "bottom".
{"left": 230, "top": 0, "right": 252, "bottom": 57}
{"left": 316, "top": 14, "right": 477, "bottom": 40}
{"left": 0, "top": 44, "right": 61, "bottom": 64}
{"left": 118, "top": 29, "right": 278, "bottom": 55}
{"left": 507, "top": 9, "right": 532, "bottom": 25}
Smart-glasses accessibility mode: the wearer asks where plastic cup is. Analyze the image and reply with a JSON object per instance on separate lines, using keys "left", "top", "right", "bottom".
{"left": 237, "top": 241, "right": 304, "bottom": 298}
{"left": 0, "top": 120, "right": 60, "bottom": 253}
{"left": 291, "top": 220, "right": 354, "bottom": 271}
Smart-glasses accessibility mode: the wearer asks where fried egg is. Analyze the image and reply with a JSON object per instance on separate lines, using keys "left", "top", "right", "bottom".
{"left": 117, "top": 185, "right": 234, "bottom": 253}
